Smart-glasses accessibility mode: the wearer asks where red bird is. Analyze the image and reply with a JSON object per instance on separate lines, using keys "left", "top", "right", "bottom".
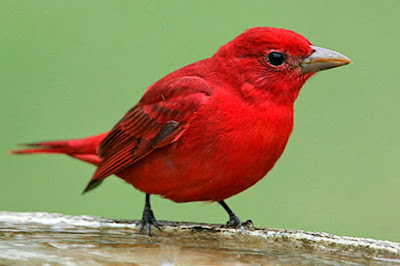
{"left": 12, "top": 27, "right": 351, "bottom": 235}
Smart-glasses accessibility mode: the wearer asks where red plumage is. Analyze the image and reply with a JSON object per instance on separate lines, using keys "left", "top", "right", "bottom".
{"left": 12, "top": 27, "right": 351, "bottom": 232}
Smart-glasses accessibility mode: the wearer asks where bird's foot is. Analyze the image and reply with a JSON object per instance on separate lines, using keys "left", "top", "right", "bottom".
{"left": 139, "top": 207, "right": 161, "bottom": 236}
{"left": 226, "top": 215, "right": 253, "bottom": 228}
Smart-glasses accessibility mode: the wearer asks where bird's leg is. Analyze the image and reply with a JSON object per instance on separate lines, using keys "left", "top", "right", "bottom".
{"left": 139, "top": 194, "right": 161, "bottom": 236}
{"left": 218, "top": 200, "right": 253, "bottom": 228}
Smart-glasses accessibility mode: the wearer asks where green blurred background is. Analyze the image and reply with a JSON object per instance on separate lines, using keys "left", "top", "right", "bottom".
{"left": 1, "top": 1, "right": 399, "bottom": 242}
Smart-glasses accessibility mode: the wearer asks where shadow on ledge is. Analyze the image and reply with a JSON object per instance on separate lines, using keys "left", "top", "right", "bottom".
{"left": 0, "top": 211, "right": 399, "bottom": 265}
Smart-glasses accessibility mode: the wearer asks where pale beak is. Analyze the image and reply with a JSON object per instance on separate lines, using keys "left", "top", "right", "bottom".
{"left": 301, "top": 45, "right": 352, "bottom": 74}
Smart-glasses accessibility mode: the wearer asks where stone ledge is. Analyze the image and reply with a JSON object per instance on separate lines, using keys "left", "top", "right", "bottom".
{"left": 1, "top": 211, "right": 399, "bottom": 265}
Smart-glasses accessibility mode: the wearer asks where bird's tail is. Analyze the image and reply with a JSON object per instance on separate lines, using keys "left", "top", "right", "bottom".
{"left": 11, "top": 132, "right": 109, "bottom": 166}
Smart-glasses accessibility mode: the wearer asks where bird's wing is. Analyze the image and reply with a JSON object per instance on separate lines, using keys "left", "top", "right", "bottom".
{"left": 84, "top": 76, "right": 212, "bottom": 192}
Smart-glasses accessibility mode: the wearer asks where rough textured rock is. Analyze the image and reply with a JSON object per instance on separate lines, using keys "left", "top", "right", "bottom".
{"left": 1, "top": 211, "right": 399, "bottom": 265}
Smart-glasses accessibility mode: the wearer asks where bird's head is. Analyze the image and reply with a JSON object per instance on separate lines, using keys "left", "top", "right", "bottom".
{"left": 213, "top": 27, "right": 352, "bottom": 104}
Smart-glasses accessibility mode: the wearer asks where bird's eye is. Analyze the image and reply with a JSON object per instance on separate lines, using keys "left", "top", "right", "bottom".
{"left": 267, "top": 52, "right": 285, "bottom": 66}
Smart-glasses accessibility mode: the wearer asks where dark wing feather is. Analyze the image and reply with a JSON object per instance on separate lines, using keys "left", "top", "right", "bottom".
{"left": 84, "top": 76, "right": 212, "bottom": 192}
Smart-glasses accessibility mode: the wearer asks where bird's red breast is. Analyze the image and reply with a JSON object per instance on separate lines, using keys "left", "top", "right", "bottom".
{"left": 117, "top": 83, "right": 295, "bottom": 202}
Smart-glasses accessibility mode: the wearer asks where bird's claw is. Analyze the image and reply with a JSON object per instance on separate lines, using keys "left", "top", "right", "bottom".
{"left": 139, "top": 207, "right": 161, "bottom": 236}
{"left": 226, "top": 215, "right": 253, "bottom": 228}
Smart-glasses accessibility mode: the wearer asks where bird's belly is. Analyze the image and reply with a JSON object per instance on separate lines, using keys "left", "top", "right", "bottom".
{"left": 118, "top": 116, "right": 291, "bottom": 202}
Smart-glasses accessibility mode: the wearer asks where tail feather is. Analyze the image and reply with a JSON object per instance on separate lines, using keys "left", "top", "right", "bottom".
{"left": 11, "top": 132, "right": 109, "bottom": 165}
{"left": 11, "top": 132, "right": 110, "bottom": 192}
{"left": 11, "top": 140, "right": 75, "bottom": 155}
